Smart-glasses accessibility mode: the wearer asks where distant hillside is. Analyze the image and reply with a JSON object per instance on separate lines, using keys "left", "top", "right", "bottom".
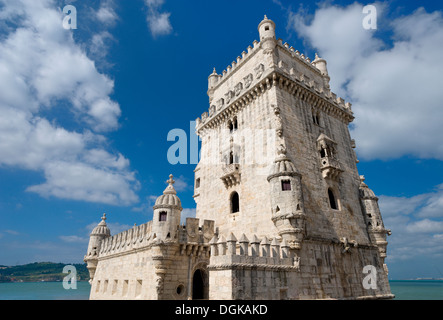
{"left": 0, "top": 262, "right": 89, "bottom": 283}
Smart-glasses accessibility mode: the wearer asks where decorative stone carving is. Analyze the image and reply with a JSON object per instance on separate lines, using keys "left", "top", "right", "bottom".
{"left": 225, "top": 90, "right": 234, "bottom": 104}
{"left": 209, "top": 105, "right": 216, "bottom": 117}
{"left": 234, "top": 82, "right": 243, "bottom": 96}
{"left": 217, "top": 98, "right": 224, "bottom": 110}
{"left": 255, "top": 64, "right": 265, "bottom": 79}
{"left": 244, "top": 74, "right": 253, "bottom": 88}
{"left": 221, "top": 164, "right": 241, "bottom": 188}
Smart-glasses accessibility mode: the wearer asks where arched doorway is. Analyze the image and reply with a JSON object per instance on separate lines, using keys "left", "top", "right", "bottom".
{"left": 192, "top": 269, "right": 208, "bottom": 300}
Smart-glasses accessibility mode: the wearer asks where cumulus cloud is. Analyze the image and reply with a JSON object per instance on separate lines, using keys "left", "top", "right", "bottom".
{"left": 180, "top": 208, "right": 196, "bottom": 224}
{"left": 378, "top": 185, "right": 443, "bottom": 262}
{"left": 96, "top": 0, "right": 118, "bottom": 26}
{"left": 144, "top": 0, "right": 173, "bottom": 38}
{"left": 289, "top": 3, "right": 443, "bottom": 161}
{"left": 59, "top": 235, "right": 88, "bottom": 243}
{"left": 0, "top": 0, "right": 139, "bottom": 206}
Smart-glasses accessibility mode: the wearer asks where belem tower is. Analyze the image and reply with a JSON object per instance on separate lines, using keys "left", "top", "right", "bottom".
{"left": 84, "top": 16, "right": 394, "bottom": 300}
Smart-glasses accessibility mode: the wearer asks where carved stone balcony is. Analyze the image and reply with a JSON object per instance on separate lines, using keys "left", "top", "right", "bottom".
{"left": 320, "top": 157, "right": 343, "bottom": 180}
{"left": 221, "top": 164, "right": 241, "bottom": 188}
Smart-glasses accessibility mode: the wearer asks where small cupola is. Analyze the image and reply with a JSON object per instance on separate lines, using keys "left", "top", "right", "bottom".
{"left": 90, "top": 213, "right": 111, "bottom": 237}
{"left": 258, "top": 15, "right": 276, "bottom": 41}
{"left": 152, "top": 175, "right": 183, "bottom": 240}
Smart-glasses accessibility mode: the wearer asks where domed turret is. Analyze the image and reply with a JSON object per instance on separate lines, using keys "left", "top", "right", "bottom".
{"left": 152, "top": 175, "right": 183, "bottom": 240}
{"left": 84, "top": 213, "right": 111, "bottom": 282}
{"left": 207, "top": 68, "right": 219, "bottom": 102}
{"left": 359, "top": 176, "right": 391, "bottom": 264}
{"left": 90, "top": 213, "right": 111, "bottom": 237}
{"left": 267, "top": 147, "right": 306, "bottom": 250}
{"left": 258, "top": 15, "right": 276, "bottom": 41}
{"left": 312, "top": 53, "right": 330, "bottom": 89}
{"left": 359, "top": 175, "right": 378, "bottom": 200}
{"left": 258, "top": 15, "right": 276, "bottom": 53}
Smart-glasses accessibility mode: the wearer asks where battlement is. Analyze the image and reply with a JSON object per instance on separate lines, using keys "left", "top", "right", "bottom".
{"left": 208, "top": 233, "right": 300, "bottom": 272}
{"left": 96, "top": 217, "right": 215, "bottom": 259}
{"left": 98, "top": 221, "right": 154, "bottom": 258}
{"left": 197, "top": 29, "right": 353, "bottom": 132}
{"left": 208, "top": 40, "right": 261, "bottom": 91}
{"left": 178, "top": 217, "right": 215, "bottom": 244}
{"left": 196, "top": 68, "right": 353, "bottom": 132}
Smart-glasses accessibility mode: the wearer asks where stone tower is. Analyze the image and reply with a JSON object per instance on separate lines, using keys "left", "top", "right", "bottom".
{"left": 194, "top": 16, "right": 393, "bottom": 299}
{"left": 84, "top": 214, "right": 111, "bottom": 282}
{"left": 84, "top": 16, "right": 393, "bottom": 301}
{"left": 152, "top": 174, "right": 183, "bottom": 240}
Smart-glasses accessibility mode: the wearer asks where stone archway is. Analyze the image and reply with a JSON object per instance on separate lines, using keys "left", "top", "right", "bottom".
{"left": 192, "top": 268, "right": 208, "bottom": 300}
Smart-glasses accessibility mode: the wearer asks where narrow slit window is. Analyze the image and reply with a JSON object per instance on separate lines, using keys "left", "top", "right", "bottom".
{"left": 231, "top": 192, "right": 240, "bottom": 213}
{"left": 228, "top": 121, "right": 233, "bottom": 133}
{"left": 328, "top": 188, "right": 338, "bottom": 210}
{"left": 229, "top": 152, "right": 234, "bottom": 165}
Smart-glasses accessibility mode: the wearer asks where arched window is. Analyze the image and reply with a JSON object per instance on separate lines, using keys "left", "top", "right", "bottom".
{"left": 320, "top": 147, "right": 326, "bottom": 158}
{"left": 228, "top": 120, "right": 233, "bottom": 133}
{"left": 328, "top": 189, "right": 338, "bottom": 210}
{"left": 233, "top": 117, "right": 238, "bottom": 130}
{"left": 229, "top": 152, "right": 234, "bottom": 165}
{"left": 231, "top": 192, "right": 240, "bottom": 213}
{"left": 313, "top": 112, "right": 320, "bottom": 125}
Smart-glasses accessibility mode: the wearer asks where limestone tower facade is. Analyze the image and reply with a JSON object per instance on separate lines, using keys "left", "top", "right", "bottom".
{"left": 84, "top": 16, "right": 393, "bottom": 301}
{"left": 194, "top": 16, "right": 393, "bottom": 299}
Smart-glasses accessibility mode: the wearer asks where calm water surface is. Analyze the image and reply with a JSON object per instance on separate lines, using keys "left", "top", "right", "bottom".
{"left": 0, "top": 280, "right": 441, "bottom": 300}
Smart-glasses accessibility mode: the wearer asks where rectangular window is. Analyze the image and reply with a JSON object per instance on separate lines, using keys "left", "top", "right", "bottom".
{"left": 159, "top": 212, "right": 167, "bottom": 222}
{"left": 281, "top": 180, "right": 291, "bottom": 191}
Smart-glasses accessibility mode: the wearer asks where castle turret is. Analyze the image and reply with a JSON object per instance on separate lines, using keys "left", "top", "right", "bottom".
{"left": 312, "top": 53, "right": 330, "bottom": 89}
{"left": 258, "top": 15, "right": 276, "bottom": 53}
{"left": 359, "top": 176, "right": 391, "bottom": 265}
{"left": 267, "top": 148, "right": 306, "bottom": 250}
{"left": 84, "top": 213, "right": 111, "bottom": 282}
{"left": 152, "top": 174, "right": 183, "bottom": 240}
{"left": 207, "top": 68, "right": 219, "bottom": 102}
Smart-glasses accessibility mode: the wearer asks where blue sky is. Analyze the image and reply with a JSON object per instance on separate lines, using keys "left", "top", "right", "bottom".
{"left": 0, "top": 0, "right": 442, "bottom": 280}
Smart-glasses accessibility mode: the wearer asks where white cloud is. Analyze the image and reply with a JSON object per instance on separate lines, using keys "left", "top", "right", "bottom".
{"left": 96, "top": 0, "right": 118, "bottom": 26}
{"left": 289, "top": 3, "right": 443, "bottom": 161}
{"left": 27, "top": 161, "right": 139, "bottom": 206}
{"left": 173, "top": 175, "right": 192, "bottom": 192}
{"left": 0, "top": 0, "right": 139, "bottom": 206}
{"left": 144, "top": 0, "right": 173, "bottom": 38}
{"left": 59, "top": 235, "right": 88, "bottom": 243}
{"left": 405, "top": 219, "right": 443, "bottom": 234}
{"left": 180, "top": 208, "right": 196, "bottom": 224}
{"left": 377, "top": 186, "right": 443, "bottom": 262}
